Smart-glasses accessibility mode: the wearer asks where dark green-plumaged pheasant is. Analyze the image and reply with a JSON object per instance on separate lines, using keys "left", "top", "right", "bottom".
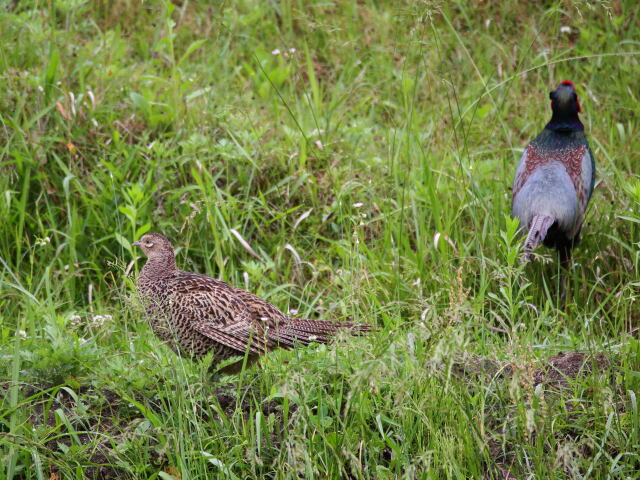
{"left": 133, "top": 233, "right": 370, "bottom": 365}
{"left": 512, "top": 80, "right": 596, "bottom": 271}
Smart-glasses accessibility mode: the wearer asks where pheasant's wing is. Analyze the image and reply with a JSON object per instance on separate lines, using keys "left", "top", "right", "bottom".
{"left": 170, "top": 272, "right": 269, "bottom": 354}
{"left": 232, "top": 287, "right": 290, "bottom": 327}
{"left": 583, "top": 143, "right": 596, "bottom": 204}
{"left": 191, "top": 320, "right": 268, "bottom": 355}
{"left": 511, "top": 146, "right": 530, "bottom": 203}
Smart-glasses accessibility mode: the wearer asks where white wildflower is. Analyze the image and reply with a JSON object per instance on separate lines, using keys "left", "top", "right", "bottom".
{"left": 271, "top": 49, "right": 281, "bottom": 55}
{"left": 35, "top": 236, "right": 51, "bottom": 247}
{"left": 289, "top": 309, "right": 299, "bottom": 315}
{"left": 560, "top": 26, "right": 572, "bottom": 34}
{"left": 352, "top": 202, "right": 364, "bottom": 208}
{"left": 91, "top": 314, "right": 113, "bottom": 327}
{"left": 18, "top": 330, "right": 27, "bottom": 339}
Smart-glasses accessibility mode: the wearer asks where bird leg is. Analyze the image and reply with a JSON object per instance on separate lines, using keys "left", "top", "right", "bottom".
{"left": 558, "top": 245, "right": 572, "bottom": 305}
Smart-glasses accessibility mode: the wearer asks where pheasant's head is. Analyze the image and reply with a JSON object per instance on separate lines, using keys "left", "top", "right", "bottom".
{"left": 133, "top": 233, "right": 175, "bottom": 261}
{"left": 546, "top": 80, "right": 584, "bottom": 132}
{"left": 550, "top": 80, "right": 581, "bottom": 115}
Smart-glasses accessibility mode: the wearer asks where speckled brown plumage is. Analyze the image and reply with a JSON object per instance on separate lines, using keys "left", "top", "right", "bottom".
{"left": 133, "top": 232, "right": 370, "bottom": 364}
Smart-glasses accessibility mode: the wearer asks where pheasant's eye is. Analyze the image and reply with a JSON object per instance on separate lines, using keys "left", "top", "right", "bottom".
{"left": 145, "top": 242, "right": 154, "bottom": 248}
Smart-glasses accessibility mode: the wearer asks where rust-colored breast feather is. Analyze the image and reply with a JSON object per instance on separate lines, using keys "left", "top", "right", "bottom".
{"left": 513, "top": 144, "right": 587, "bottom": 200}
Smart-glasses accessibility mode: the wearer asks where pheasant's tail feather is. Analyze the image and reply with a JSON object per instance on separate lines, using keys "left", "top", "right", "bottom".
{"left": 523, "top": 215, "right": 555, "bottom": 261}
{"left": 269, "top": 319, "right": 371, "bottom": 347}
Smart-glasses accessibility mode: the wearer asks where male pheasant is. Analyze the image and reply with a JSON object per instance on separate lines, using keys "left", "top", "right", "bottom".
{"left": 512, "top": 80, "right": 595, "bottom": 270}
{"left": 133, "top": 233, "right": 369, "bottom": 366}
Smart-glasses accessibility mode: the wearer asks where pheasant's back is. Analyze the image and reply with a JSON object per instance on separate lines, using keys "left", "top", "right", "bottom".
{"left": 512, "top": 129, "right": 594, "bottom": 239}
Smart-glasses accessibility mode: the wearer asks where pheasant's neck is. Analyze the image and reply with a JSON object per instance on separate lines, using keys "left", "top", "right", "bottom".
{"left": 546, "top": 111, "right": 584, "bottom": 133}
{"left": 140, "top": 255, "right": 178, "bottom": 283}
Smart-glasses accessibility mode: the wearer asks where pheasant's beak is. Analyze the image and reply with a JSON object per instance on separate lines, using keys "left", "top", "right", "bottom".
{"left": 132, "top": 241, "right": 141, "bottom": 247}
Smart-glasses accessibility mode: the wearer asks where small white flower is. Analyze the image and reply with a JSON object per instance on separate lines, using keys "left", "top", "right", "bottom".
{"left": 18, "top": 330, "right": 27, "bottom": 339}
{"left": 91, "top": 314, "right": 113, "bottom": 327}
{"left": 560, "top": 26, "right": 572, "bottom": 34}
{"left": 314, "top": 139, "right": 323, "bottom": 150}
{"left": 352, "top": 202, "right": 364, "bottom": 208}
{"left": 289, "top": 48, "right": 296, "bottom": 54}
{"left": 271, "top": 49, "right": 281, "bottom": 55}
{"left": 37, "top": 85, "right": 44, "bottom": 93}
{"left": 289, "top": 309, "right": 299, "bottom": 315}
{"left": 35, "top": 236, "right": 51, "bottom": 247}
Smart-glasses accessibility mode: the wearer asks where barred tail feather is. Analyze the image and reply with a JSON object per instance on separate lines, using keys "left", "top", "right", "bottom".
{"left": 270, "top": 319, "right": 371, "bottom": 347}
{"left": 523, "top": 215, "right": 555, "bottom": 261}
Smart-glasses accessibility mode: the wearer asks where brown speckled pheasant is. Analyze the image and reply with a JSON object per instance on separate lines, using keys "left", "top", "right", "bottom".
{"left": 133, "top": 232, "right": 369, "bottom": 365}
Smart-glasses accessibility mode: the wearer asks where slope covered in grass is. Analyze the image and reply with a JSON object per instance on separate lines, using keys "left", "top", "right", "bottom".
{"left": 1, "top": 1, "right": 639, "bottom": 478}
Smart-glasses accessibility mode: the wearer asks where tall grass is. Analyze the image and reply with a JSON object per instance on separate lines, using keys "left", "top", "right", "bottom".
{"left": 1, "top": 0, "right": 639, "bottom": 478}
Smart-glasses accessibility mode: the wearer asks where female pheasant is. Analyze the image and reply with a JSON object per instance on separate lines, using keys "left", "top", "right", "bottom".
{"left": 133, "top": 233, "right": 369, "bottom": 366}
{"left": 512, "top": 80, "right": 595, "bottom": 270}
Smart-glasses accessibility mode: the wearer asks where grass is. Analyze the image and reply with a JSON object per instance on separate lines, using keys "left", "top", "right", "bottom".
{"left": 1, "top": 0, "right": 639, "bottom": 478}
